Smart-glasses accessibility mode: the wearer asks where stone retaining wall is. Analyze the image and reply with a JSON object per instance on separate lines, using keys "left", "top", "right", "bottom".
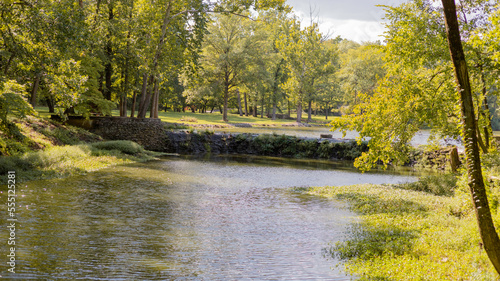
{"left": 89, "top": 117, "right": 166, "bottom": 151}
{"left": 164, "top": 131, "right": 368, "bottom": 161}
{"left": 57, "top": 116, "right": 367, "bottom": 160}
{"left": 55, "top": 116, "right": 167, "bottom": 151}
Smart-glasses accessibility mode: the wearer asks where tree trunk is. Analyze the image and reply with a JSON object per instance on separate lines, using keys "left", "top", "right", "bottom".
{"left": 476, "top": 120, "right": 488, "bottom": 154}
{"left": 482, "top": 95, "right": 492, "bottom": 149}
{"left": 253, "top": 105, "right": 257, "bottom": 117}
{"left": 46, "top": 97, "right": 55, "bottom": 113}
{"left": 296, "top": 101, "right": 302, "bottom": 123}
{"left": 442, "top": 0, "right": 500, "bottom": 274}
{"left": 307, "top": 100, "right": 312, "bottom": 123}
{"left": 104, "top": 51, "right": 112, "bottom": 101}
{"left": 103, "top": 4, "right": 114, "bottom": 102}
{"left": 30, "top": 72, "right": 42, "bottom": 107}
{"left": 137, "top": 74, "right": 153, "bottom": 118}
{"left": 130, "top": 92, "right": 137, "bottom": 118}
{"left": 450, "top": 146, "right": 460, "bottom": 172}
{"left": 237, "top": 89, "right": 243, "bottom": 116}
{"left": 478, "top": 62, "right": 493, "bottom": 149}
{"left": 121, "top": 12, "right": 132, "bottom": 118}
{"left": 244, "top": 92, "right": 248, "bottom": 116}
{"left": 272, "top": 103, "right": 277, "bottom": 120}
{"left": 325, "top": 105, "right": 329, "bottom": 120}
{"left": 4, "top": 53, "right": 14, "bottom": 75}
{"left": 136, "top": 73, "right": 147, "bottom": 118}
{"left": 223, "top": 84, "right": 229, "bottom": 122}
{"left": 121, "top": 91, "right": 128, "bottom": 118}
{"left": 150, "top": 79, "right": 159, "bottom": 118}
{"left": 260, "top": 94, "right": 264, "bottom": 118}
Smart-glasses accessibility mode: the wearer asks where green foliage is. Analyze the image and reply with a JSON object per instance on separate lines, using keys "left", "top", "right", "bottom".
{"left": 164, "top": 123, "right": 190, "bottom": 130}
{"left": 0, "top": 156, "right": 33, "bottom": 175}
{"left": 90, "top": 140, "right": 145, "bottom": 155}
{"left": 23, "top": 145, "right": 91, "bottom": 168}
{"left": 332, "top": 0, "right": 500, "bottom": 171}
{"left": 399, "top": 174, "right": 458, "bottom": 196}
{"left": 329, "top": 223, "right": 417, "bottom": 260}
{"left": 0, "top": 134, "right": 32, "bottom": 156}
{"left": 296, "top": 139, "right": 317, "bottom": 158}
{"left": 39, "top": 125, "right": 95, "bottom": 146}
{"left": 225, "top": 133, "right": 367, "bottom": 160}
{"left": 276, "top": 17, "right": 337, "bottom": 122}
{"left": 338, "top": 42, "right": 386, "bottom": 105}
{"left": 307, "top": 183, "right": 498, "bottom": 280}
{"left": 0, "top": 140, "right": 155, "bottom": 182}
{"left": 0, "top": 80, "right": 35, "bottom": 130}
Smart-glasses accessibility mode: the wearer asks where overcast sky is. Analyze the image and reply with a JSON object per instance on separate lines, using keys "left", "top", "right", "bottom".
{"left": 286, "top": 0, "right": 408, "bottom": 43}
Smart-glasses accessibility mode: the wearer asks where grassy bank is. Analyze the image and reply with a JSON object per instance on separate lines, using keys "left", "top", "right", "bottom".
{"left": 305, "top": 174, "right": 500, "bottom": 280}
{"left": 1, "top": 140, "right": 163, "bottom": 183}
{"left": 0, "top": 115, "right": 164, "bottom": 182}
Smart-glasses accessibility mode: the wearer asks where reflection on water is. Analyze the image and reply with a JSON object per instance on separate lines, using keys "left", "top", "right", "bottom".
{"left": 1, "top": 156, "right": 416, "bottom": 280}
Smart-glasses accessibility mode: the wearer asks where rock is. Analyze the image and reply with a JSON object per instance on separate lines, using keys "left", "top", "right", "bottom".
{"left": 233, "top": 123, "right": 252, "bottom": 128}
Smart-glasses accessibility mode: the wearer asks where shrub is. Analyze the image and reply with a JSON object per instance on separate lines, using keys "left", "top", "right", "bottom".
{"left": 180, "top": 116, "right": 198, "bottom": 123}
{"left": 297, "top": 139, "right": 318, "bottom": 158}
{"left": 22, "top": 145, "right": 91, "bottom": 168}
{"left": 164, "top": 123, "right": 189, "bottom": 130}
{"left": 0, "top": 156, "right": 33, "bottom": 174}
{"left": 90, "top": 140, "right": 144, "bottom": 155}
{"left": 398, "top": 173, "right": 458, "bottom": 196}
{"left": 40, "top": 127, "right": 81, "bottom": 145}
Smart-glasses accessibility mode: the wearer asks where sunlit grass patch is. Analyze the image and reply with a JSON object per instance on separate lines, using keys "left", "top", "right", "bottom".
{"left": 307, "top": 183, "right": 498, "bottom": 280}
{"left": 0, "top": 141, "right": 161, "bottom": 182}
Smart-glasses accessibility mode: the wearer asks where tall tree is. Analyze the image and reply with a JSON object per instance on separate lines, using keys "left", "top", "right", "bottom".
{"left": 277, "top": 17, "right": 334, "bottom": 123}
{"left": 441, "top": 0, "right": 500, "bottom": 274}
{"left": 191, "top": 13, "right": 261, "bottom": 122}
{"left": 332, "top": 0, "right": 496, "bottom": 170}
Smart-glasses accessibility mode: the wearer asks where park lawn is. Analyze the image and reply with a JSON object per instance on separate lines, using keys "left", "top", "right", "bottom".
{"left": 152, "top": 110, "right": 333, "bottom": 125}
{"left": 34, "top": 106, "right": 336, "bottom": 125}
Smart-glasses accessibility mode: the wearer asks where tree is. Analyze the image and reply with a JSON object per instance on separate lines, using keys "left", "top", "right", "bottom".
{"left": 0, "top": 80, "right": 35, "bottom": 130}
{"left": 441, "top": 0, "right": 500, "bottom": 274}
{"left": 190, "top": 13, "right": 261, "bottom": 122}
{"left": 338, "top": 42, "right": 385, "bottom": 106}
{"left": 332, "top": 0, "right": 495, "bottom": 170}
{"left": 277, "top": 18, "right": 335, "bottom": 123}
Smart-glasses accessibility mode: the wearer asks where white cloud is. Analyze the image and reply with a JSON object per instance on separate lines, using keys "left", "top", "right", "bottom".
{"left": 286, "top": 0, "right": 407, "bottom": 42}
{"left": 320, "top": 18, "right": 387, "bottom": 43}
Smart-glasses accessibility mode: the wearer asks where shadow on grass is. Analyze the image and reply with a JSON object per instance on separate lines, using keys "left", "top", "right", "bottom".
{"left": 319, "top": 190, "right": 426, "bottom": 280}
{"left": 325, "top": 222, "right": 418, "bottom": 260}
{"left": 334, "top": 192, "right": 428, "bottom": 215}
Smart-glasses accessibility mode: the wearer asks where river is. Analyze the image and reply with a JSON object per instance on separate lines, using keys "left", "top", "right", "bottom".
{"left": 1, "top": 155, "right": 418, "bottom": 280}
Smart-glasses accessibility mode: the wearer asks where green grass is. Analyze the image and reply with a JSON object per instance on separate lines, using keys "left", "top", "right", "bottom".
{"left": 151, "top": 110, "right": 332, "bottom": 125}
{"left": 306, "top": 179, "right": 499, "bottom": 280}
{"left": 0, "top": 115, "right": 102, "bottom": 156}
{"left": 33, "top": 106, "right": 334, "bottom": 125}
{"left": 0, "top": 140, "right": 163, "bottom": 182}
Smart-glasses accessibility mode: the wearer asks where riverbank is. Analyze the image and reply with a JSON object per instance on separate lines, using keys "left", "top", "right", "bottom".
{"left": 1, "top": 114, "right": 459, "bottom": 184}
{"left": 164, "top": 131, "right": 369, "bottom": 161}
{"left": 0, "top": 116, "right": 165, "bottom": 182}
{"left": 305, "top": 173, "right": 500, "bottom": 280}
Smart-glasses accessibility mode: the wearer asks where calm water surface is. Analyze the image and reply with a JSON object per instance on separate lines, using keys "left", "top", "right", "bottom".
{"left": 1, "top": 155, "right": 417, "bottom": 280}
